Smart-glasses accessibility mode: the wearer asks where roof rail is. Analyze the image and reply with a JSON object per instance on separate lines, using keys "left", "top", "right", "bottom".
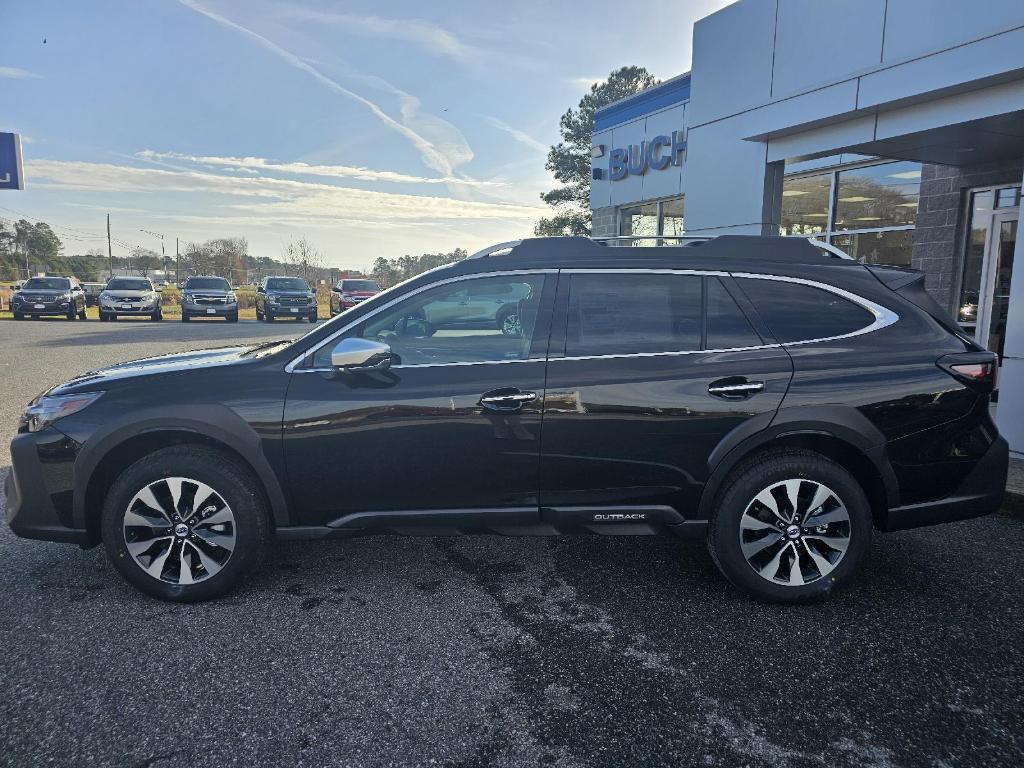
{"left": 466, "top": 240, "right": 522, "bottom": 260}
{"left": 592, "top": 235, "right": 710, "bottom": 246}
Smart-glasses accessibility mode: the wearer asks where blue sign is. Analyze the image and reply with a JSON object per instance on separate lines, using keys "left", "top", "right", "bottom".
{"left": 0, "top": 133, "right": 25, "bottom": 190}
{"left": 594, "top": 130, "right": 686, "bottom": 182}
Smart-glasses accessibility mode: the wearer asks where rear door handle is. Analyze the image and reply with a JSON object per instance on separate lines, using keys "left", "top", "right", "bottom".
{"left": 479, "top": 388, "right": 537, "bottom": 411}
{"left": 708, "top": 378, "right": 765, "bottom": 399}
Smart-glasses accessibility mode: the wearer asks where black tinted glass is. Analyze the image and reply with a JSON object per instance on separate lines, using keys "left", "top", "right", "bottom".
{"left": 185, "top": 278, "right": 229, "bottom": 290}
{"left": 566, "top": 273, "right": 701, "bottom": 356}
{"left": 106, "top": 279, "right": 151, "bottom": 291}
{"left": 707, "top": 278, "right": 761, "bottom": 349}
{"left": 738, "top": 278, "right": 874, "bottom": 343}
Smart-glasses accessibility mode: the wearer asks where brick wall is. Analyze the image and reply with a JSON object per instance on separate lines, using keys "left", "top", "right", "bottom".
{"left": 591, "top": 206, "right": 618, "bottom": 239}
{"left": 912, "top": 161, "right": 1023, "bottom": 312}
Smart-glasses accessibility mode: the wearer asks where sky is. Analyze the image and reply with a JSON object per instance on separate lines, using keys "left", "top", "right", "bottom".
{"left": 1, "top": 0, "right": 730, "bottom": 270}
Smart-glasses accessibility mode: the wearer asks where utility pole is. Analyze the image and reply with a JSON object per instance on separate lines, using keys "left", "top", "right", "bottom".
{"left": 175, "top": 237, "right": 180, "bottom": 285}
{"left": 107, "top": 213, "right": 113, "bottom": 278}
{"left": 140, "top": 229, "right": 167, "bottom": 282}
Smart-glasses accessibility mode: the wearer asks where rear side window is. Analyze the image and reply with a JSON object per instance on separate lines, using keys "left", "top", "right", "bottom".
{"left": 737, "top": 278, "right": 874, "bottom": 343}
{"left": 566, "top": 273, "right": 702, "bottom": 356}
{"left": 707, "top": 278, "right": 762, "bottom": 349}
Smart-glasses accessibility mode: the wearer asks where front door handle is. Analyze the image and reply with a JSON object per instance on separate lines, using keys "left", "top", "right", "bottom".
{"left": 479, "top": 388, "right": 537, "bottom": 411}
{"left": 708, "top": 378, "right": 765, "bottom": 399}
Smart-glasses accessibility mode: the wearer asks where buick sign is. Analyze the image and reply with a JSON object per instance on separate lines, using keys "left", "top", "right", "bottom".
{"left": 593, "top": 130, "right": 686, "bottom": 181}
{"left": 0, "top": 133, "right": 25, "bottom": 190}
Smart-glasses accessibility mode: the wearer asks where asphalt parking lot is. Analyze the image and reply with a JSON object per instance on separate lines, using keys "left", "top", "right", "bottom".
{"left": 0, "top": 319, "right": 1022, "bottom": 767}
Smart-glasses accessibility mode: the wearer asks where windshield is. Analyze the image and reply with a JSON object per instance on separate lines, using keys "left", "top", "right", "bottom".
{"left": 266, "top": 278, "right": 309, "bottom": 291}
{"left": 23, "top": 278, "right": 71, "bottom": 291}
{"left": 341, "top": 280, "right": 380, "bottom": 292}
{"left": 184, "top": 278, "right": 230, "bottom": 291}
{"left": 106, "top": 279, "right": 152, "bottom": 291}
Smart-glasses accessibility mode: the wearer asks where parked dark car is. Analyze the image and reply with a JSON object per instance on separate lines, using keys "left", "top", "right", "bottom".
{"left": 6, "top": 236, "right": 1007, "bottom": 603}
{"left": 256, "top": 276, "right": 317, "bottom": 323}
{"left": 98, "top": 277, "right": 163, "bottom": 321}
{"left": 329, "top": 278, "right": 380, "bottom": 316}
{"left": 81, "top": 282, "right": 105, "bottom": 307}
{"left": 10, "top": 276, "right": 87, "bottom": 320}
{"left": 180, "top": 276, "right": 237, "bottom": 322}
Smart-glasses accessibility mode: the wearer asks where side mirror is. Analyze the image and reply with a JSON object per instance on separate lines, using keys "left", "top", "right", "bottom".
{"left": 331, "top": 337, "right": 392, "bottom": 371}
{"left": 256, "top": 286, "right": 264, "bottom": 293}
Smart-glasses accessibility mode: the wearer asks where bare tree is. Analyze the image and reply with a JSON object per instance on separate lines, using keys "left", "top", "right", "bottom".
{"left": 283, "top": 236, "right": 324, "bottom": 285}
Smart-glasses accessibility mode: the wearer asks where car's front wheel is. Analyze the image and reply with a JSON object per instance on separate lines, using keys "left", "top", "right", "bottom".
{"left": 100, "top": 446, "right": 270, "bottom": 601}
{"left": 707, "top": 449, "right": 870, "bottom": 603}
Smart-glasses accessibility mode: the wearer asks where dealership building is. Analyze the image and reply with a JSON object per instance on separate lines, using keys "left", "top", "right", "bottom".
{"left": 590, "top": 0, "right": 1024, "bottom": 456}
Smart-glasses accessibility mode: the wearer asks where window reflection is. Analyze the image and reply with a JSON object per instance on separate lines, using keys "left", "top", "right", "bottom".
{"left": 958, "top": 190, "right": 994, "bottom": 328}
{"left": 831, "top": 230, "right": 913, "bottom": 267}
{"left": 781, "top": 172, "right": 831, "bottom": 235}
{"left": 834, "top": 162, "right": 920, "bottom": 231}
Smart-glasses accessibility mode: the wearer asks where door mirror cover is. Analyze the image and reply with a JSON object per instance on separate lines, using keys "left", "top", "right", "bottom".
{"left": 331, "top": 337, "right": 392, "bottom": 370}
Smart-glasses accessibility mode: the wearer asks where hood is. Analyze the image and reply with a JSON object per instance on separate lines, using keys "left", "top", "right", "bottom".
{"left": 184, "top": 289, "right": 230, "bottom": 296}
{"left": 267, "top": 290, "right": 313, "bottom": 297}
{"left": 102, "top": 289, "right": 155, "bottom": 299}
{"left": 50, "top": 344, "right": 260, "bottom": 394}
{"left": 17, "top": 288, "right": 68, "bottom": 297}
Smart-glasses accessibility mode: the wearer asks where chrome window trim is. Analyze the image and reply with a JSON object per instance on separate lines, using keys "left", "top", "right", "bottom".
{"left": 285, "top": 269, "right": 556, "bottom": 373}
{"left": 285, "top": 267, "right": 898, "bottom": 373}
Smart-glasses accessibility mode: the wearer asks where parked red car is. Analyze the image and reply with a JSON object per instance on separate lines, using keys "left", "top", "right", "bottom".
{"left": 329, "top": 278, "right": 381, "bottom": 316}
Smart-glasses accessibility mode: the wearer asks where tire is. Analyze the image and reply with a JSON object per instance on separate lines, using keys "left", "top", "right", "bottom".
{"left": 98, "top": 311, "right": 107, "bottom": 322}
{"left": 13, "top": 312, "right": 23, "bottom": 321}
{"left": 182, "top": 313, "right": 191, "bottom": 322}
{"left": 308, "top": 312, "right": 317, "bottom": 323}
{"left": 67, "top": 307, "right": 76, "bottom": 321}
{"left": 100, "top": 446, "right": 270, "bottom": 602}
{"left": 227, "top": 312, "right": 238, "bottom": 323}
{"left": 707, "top": 449, "right": 871, "bottom": 604}
{"left": 255, "top": 306, "right": 263, "bottom": 321}
{"left": 151, "top": 308, "right": 162, "bottom": 322}
{"left": 78, "top": 305, "right": 87, "bottom": 320}
{"left": 265, "top": 312, "right": 275, "bottom": 323}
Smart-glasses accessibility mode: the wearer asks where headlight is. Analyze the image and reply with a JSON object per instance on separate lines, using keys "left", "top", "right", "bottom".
{"left": 182, "top": 292, "right": 194, "bottom": 301}
{"left": 267, "top": 295, "right": 278, "bottom": 303}
{"left": 227, "top": 292, "right": 237, "bottom": 303}
{"left": 19, "top": 392, "right": 104, "bottom": 433}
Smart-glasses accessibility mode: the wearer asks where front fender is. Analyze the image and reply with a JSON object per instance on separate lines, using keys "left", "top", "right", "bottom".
{"left": 72, "top": 403, "right": 289, "bottom": 530}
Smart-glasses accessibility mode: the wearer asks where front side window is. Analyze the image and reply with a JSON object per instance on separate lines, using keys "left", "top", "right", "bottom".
{"left": 737, "top": 278, "right": 875, "bottom": 343}
{"left": 313, "top": 275, "right": 546, "bottom": 368}
{"left": 566, "top": 273, "right": 702, "bottom": 356}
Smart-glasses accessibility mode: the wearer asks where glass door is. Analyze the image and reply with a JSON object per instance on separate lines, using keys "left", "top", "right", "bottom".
{"left": 977, "top": 211, "right": 1017, "bottom": 359}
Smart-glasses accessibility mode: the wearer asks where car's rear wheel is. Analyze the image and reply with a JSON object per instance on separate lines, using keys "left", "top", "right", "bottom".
{"left": 100, "top": 446, "right": 270, "bottom": 602}
{"left": 707, "top": 449, "right": 870, "bottom": 603}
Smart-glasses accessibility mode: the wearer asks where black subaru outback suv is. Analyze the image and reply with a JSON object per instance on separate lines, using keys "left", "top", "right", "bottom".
{"left": 6, "top": 236, "right": 1007, "bottom": 603}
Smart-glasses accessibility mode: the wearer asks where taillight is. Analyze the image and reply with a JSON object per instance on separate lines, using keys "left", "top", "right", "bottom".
{"left": 937, "top": 352, "right": 998, "bottom": 393}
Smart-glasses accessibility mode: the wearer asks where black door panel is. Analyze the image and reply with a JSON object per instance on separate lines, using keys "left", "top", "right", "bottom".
{"left": 540, "top": 348, "right": 792, "bottom": 513}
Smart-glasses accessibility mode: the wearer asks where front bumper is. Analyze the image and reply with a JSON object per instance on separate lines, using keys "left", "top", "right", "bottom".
{"left": 101, "top": 303, "right": 158, "bottom": 315}
{"left": 12, "top": 301, "right": 72, "bottom": 316}
{"left": 880, "top": 435, "right": 1009, "bottom": 531}
{"left": 267, "top": 302, "right": 316, "bottom": 315}
{"left": 5, "top": 426, "right": 88, "bottom": 545}
{"left": 182, "top": 301, "right": 238, "bottom": 317}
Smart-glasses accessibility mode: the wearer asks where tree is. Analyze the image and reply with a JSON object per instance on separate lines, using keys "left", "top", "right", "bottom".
{"left": 283, "top": 236, "right": 324, "bottom": 285}
{"left": 130, "top": 247, "right": 162, "bottom": 277}
{"left": 370, "top": 248, "right": 467, "bottom": 287}
{"left": 535, "top": 66, "right": 660, "bottom": 237}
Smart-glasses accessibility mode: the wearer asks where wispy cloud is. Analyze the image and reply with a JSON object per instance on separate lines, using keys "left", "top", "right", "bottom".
{"left": 482, "top": 116, "right": 548, "bottom": 154}
{"left": 176, "top": 0, "right": 470, "bottom": 177}
{"left": 27, "top": 159, "right": 545, "bottom": 226}
{"left": 566, "top": 75, "right": 603, "bottom": 90}
{"left": 0, "top": 66, "right": 41, "bottom": 80}
{"left": 285, "top": 8, "right": 481, "bottom": 65}
{"left": 136, "top": 150, "right": 505, "bottom": 187}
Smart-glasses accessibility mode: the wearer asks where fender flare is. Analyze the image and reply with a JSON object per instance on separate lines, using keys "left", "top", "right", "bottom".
{"left": 72, "top": 404, "right": 290, "bottom": 531}
{"left": 696, "top": 405, "right": 899, "bottom": 522}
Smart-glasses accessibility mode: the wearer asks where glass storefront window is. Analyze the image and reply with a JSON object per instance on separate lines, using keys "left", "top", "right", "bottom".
{"left": 781, "top": 172, "right": 831, "bottom": 235}
{"left": 834, "top": 161, "right": 921, "bottom": 231}
{"left": 618, "top": 198, "right": 683, "bottom": 245}
{"left": 831, "top": 230, "right": 913, "bottom": 267}
{"left": 958, "top": 190, "right": 994, "bottom": 328}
